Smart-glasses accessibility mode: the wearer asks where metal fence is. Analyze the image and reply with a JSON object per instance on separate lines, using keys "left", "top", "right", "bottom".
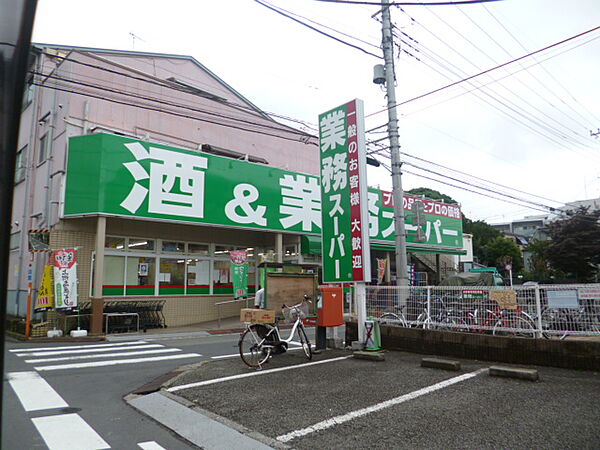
{"left": 365, "top": 284, "right": 600, "bottom": 339}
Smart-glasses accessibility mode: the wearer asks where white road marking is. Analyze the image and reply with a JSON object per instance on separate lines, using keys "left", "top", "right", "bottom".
{"left": 7, "top": 371, "right": 68, "bottom": 412}
{"left": 137, "top": 441, "right": 167, "bottom": 450}
{"left": 211, "top": 346, "right": 304, "bottom": 359}
{"left": 16, "top": 344, "right": 163, "bottom": 357}
{"left": 32, "top": 413, "right": 110, "bottom": 449}
{"left": 168, "top": 356, "right": 352, "bottom": 392}
{"left": 10, "top": 340, "right": 148, "bottom": 352}
{"left": 276, "top": 368, "right": 488, "bottom": 442}
{"left": 25, "top": 348, "right": 181, "bottom": 363}
{"left": 35, "top": 353, "right": 202, "bottom": 371}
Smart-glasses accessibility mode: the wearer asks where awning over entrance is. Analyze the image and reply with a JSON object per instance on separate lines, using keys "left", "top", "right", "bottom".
{"left": 301, "top": 235, "right": 466, "bottom": 256}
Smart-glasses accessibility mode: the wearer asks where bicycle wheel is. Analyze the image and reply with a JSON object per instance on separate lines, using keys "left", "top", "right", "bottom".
{"left": 298, "top": 325, "right": 312, "bottom": 361}
{"left": 540, "top": 308, "right": 569, "bottom": 339}
{"left": 379, "top": 312, "right": 408, "bottom": 327}
{"left": 492, "top": 315, "right": 536, "bottom": 338}
{"left": 239, "top": 324, "right": 272, "bottom": 367}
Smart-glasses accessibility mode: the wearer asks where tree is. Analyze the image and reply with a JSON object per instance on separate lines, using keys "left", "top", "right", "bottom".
{"left": 544, "top": 207, "right": 600, "bottom": 282}
{"left": 485, "top": 236, "right": 523, "bottom": 273}
{"left": 406, "top": 187, "right": 458, "bottom": 205}
{"left": 462, "top": 218, "right": 503, "bottom": 266}
{"left": 525, "top": 238, "right": 553, "bottom": 281}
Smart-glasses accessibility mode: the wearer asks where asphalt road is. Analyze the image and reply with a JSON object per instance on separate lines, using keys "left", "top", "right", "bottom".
{"left": 3, "top": 329, "right": 599, "bottom": 449}
{"left": 169, "top": 349, "right": 600, "bottom": 450}
{"left": 2, "top": 332, "right": 245, "bottom": 449}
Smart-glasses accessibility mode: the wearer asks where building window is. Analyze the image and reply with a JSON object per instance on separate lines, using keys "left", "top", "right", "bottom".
{"left": 103, "top": 255, "right": 126, "bottom": 296}
{"left": 9, "top": 231, "right": 21, "bottom": 250}
{"left": 212, "top": 259, "right": 232, "bottom": 294}
{"left": 105, "top": 236, "right": 125, "bottom": 250}
{"left": 187, "top": 258, "right": 211, "bottom": 294}
{"left": 15, "top": 145, "right": 27, "bottom": 183}
{"left": 38, "top": 133, "right": 49, "bottom": 164}
{"left": 128, "top": 238, "right": 154, "bottom": 251}
{"left": 158, "top": 258, "right": 185, "bottom": 295}
{"left": 188, "top": 243, "right": 209, "bottom": 255}
{"left": 22, "top": 76, "right": 34, "bottom": 109}
{"left": 162, "top": 241, "right": 184, "bottom": 253}
{"left": 125, "top": 256, "right": 156, "bottom": 296}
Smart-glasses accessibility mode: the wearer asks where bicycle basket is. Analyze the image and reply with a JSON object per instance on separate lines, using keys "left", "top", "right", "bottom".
{"left": 282, "top": 302, "right": 309, "bottom": 323}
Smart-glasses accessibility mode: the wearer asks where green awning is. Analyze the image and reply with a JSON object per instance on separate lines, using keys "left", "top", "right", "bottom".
{"left": 301, "top": 235, "right": 322, "bottom": 255}
{"left": 302, "top": 235, "right": 466, "bottom": 256}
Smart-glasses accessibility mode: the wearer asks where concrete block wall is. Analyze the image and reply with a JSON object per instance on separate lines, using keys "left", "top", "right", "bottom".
{"left": 346, "top": 321, "right": 600, "bottom": 371}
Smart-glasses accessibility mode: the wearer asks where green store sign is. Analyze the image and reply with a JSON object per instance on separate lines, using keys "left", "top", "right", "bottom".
{"left": 64, "top": 134, "right": 463, "bottom": 252}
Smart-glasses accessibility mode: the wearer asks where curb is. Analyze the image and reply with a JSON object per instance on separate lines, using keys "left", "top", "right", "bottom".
{"left": 421, "top": 357, "right": 461, "bottom": 371}
{"left": 489, "top": 365, "right": 539, "bottom": 381}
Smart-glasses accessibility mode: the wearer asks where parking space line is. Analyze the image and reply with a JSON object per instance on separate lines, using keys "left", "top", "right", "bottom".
{"left": 211, "top": 346, "right": 303, "bottom": 360}
{"left": 276, "top": 368, "right": 488, "bottom": 443}
{"left": 168, "top": 356, "right": 352, "bottom": 392}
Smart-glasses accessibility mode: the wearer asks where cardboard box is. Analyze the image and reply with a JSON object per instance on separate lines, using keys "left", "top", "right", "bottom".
{"left": 240, "top": 308, "right": 276, "bottom": 324}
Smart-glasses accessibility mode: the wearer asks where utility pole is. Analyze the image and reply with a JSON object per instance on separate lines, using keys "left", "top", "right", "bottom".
{"left": 381, "top": 0, "right": 410, "bottom": 287}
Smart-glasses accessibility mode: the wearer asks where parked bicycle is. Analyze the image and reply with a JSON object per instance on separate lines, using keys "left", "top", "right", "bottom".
{"left": 238, "top": 296, "right": 312, "bottom": 368}
{"left": 539, "top": 300, "right": 600, "bottom": 339}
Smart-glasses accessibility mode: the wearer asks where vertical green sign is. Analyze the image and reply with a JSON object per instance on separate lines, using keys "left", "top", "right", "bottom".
{"left": 230, "top": 250, "right": 248, "bottom": 299}
{"left": 319, "top": 99, "right": 371, "bottom": 283}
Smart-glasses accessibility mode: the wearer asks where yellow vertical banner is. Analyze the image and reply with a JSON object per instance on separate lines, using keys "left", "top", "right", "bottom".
{"left": 34, "top": 265, "right": 54, "bottom": 312}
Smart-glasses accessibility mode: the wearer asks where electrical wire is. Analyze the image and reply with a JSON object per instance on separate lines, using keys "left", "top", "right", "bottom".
{"left": 312, "top": 0, "right": 503, "bottom": 6}
{"left": 364, "top": 25, "right": 600, "bottom": 118}
{"left": 254, "top": 0, "right": 382, "bottom": 59}
{"left": 31, "top": 70, "right": 316, "bottom": 140}
{"left": 32, "top": 81, "right": 318, "bottom": 145}
{"left": 40, "top": 50, "right": 320, "bottom": 133}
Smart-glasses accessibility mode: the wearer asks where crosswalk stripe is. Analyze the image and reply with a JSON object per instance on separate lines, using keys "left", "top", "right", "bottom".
{"left": 35, "top": 353, "right": 202, "bottom": 371}
{"left": 10, "top": 340, "right": 148, "bottom": 353}
{"left": 16, "top": 344, "right": 162, "bottom": 357}
{"left": 7, "top": 371, "right": 69, "bottom": 412}
{"left": 25, "top": 348, "right": 182, "bottom": 363}
{"left": 32, "top": 413, "right": 110, "bottom": 450}
{"left": 138, "top": 441, "right": 167, "bottom": 450}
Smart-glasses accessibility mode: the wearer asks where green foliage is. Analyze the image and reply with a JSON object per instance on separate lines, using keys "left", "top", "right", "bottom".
{"left": 544, "top": 207, "right": 600, "bottom": 282}
{"left": 406, "top": 187, "right": 458, "bottom": 205}
{"left": 462, "top": 218, "right": 503, "bottom": 266}
{"left": 526, "top": 238, "right": 552, "bottom": 278}
{"left": 485, "top": 236, "right": 523, "bottom": 272}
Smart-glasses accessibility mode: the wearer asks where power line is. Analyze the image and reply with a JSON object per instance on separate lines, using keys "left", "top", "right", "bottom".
{"left": 32, "top": 81, "right": 318, "bottom": 145}
{"left": 31, "top": 70, "right": 316, "bottom": 140}
{"left": 417, "top": 5, "right": 597, "bottom": 148}
{"left": 41, "top": 50, "right": 320, "bottom": 134}
{"left": 312, "top": 0, "right": 503, "bottom": 6}
{"left": 369, "top": 144, "right": 560, "bottom": 211}
{"left": 364, "top": 25, "right": 600, "bottom": 118}
{"left": 376, "top": 158, "right": 553, "bottom": 213}
{"left": 254, "top": 0, "right": 382, "bottom": 59}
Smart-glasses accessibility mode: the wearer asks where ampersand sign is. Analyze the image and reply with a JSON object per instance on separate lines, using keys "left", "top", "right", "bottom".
{"left": 225, "top": 183, "right": 267, "bottom": 226}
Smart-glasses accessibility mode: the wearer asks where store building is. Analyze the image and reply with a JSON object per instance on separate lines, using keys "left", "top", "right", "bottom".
{"left": 9, "top": 44, "right": 466, "bottom": 330}
{"left": 9, "top": 44, "right": 320, "bottom": 327}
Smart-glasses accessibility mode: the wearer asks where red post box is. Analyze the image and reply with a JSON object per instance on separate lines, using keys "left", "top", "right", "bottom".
{"left": 317, "top": 285, "right": 344, "bottom": 327}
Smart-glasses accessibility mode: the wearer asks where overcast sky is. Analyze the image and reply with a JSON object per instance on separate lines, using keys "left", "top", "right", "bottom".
{"left": 31, "top": 0, "right": 600, "bottom": 224}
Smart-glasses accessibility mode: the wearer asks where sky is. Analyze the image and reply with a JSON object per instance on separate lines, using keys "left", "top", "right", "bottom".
{"left": 31, "top": 0, "right": 600, "bottom": 224}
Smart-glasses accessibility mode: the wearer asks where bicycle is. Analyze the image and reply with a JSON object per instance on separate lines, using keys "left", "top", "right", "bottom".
{"left": 238, "top": 296, "right": 312, "bottom": 368}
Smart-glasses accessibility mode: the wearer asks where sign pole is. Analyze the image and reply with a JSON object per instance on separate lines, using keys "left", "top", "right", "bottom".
{"left": 25, "top": 252, "right": 34, "bottom": 339}
{"left": 381, "top": 0, "right": 410, "bottom": 287}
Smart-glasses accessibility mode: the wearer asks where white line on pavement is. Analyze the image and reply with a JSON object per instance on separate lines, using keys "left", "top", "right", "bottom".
{"left": 168, "top": 356, "right": 352, "bottom": 392}
{"left": 32, "top": 413, "right": 110, "bottom": 450}
{"left": 276, "top": 368, "right": 488, "bottom": 443}
{"left": 35, "top": 353, "right": 202, "bottom": 371}
{"left": 7, "top": 371, "right": 68, "bottom": 412}
{"left": 25, "top": 348, "right": 181, "bottom": 363}
{"left": 16, "top": 344, "right": 163, "bottom": 357}
{"left": 9, "top": 340, "right": 148, "bottom": 352}
{"left": 137, "top": 441, "right": 167, "bottom": 450}
{"left": 211, "top": 346, "right": 303, "bottom": 360}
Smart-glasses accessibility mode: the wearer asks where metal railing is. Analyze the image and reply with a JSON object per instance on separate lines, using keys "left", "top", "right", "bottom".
{"left": 365, "top": 284, "right": 600, "bottom": 338}
{"left": 215, "top": 297, "right": 253, "bottom": 328}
